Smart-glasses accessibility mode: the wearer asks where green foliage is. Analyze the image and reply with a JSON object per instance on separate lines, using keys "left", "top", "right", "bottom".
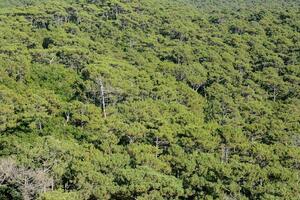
{"left": 0, "top": 0, "right": 299, "bottom": 199}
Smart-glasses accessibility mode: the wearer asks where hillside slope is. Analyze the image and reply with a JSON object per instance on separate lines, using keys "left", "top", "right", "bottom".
{"left": 0, "top": 0, "right": 299, "bottom": 199}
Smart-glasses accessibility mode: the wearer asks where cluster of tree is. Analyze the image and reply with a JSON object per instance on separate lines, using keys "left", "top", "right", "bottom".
{"left": 0, "top": 0, "right": 299, "bottom": 199}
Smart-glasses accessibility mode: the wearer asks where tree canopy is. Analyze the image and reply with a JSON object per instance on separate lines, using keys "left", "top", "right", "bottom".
{"left": 0, "top": 0, "right": 299, "bottom": 199}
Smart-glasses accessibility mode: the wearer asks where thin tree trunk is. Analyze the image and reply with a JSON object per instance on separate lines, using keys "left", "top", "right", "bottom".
{"left": 98, "top": 79, "right": 107, "bottom": 119}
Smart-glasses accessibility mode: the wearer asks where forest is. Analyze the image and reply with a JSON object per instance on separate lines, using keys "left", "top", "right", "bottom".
{"left": 0, "top": 0, "right": 299, "bottom": 199}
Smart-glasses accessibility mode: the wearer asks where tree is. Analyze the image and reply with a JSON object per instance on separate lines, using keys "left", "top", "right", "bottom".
{"left": 0, "top": 158, "right": 53, "bottom": 200}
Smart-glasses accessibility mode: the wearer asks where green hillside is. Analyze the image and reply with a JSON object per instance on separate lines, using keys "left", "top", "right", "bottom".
{"left": 0, "top": 0, "right": 299, "bottom": 199}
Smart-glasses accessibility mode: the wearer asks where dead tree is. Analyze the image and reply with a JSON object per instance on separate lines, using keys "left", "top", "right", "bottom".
{"left": 96, "top": 77, "right": 107, "bottom": 119}
{"left": 0, "top": 158, "right": 53, "bottom": 200}
{"left": 221, "top": 145, "right": 230, "bottom": 163}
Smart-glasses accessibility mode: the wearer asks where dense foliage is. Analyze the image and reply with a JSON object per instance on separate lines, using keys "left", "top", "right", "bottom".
{"left": 0, "top": 0, "right": 299, "bottom": 199}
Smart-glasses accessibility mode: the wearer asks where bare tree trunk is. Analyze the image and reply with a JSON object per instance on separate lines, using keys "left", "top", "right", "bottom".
{"left": 221, "top": 145, "right": 230, "bottom": 163}
{"left": 65, "top": 111, "right": 70, "bottom": 126}
{"left": 98, "top": 79, "right": 107, "bottom": 119}
{"left": 38, "top": 120, "right": 42, "bottom": 131}
{"left": 22, "top": 177, "right": 31, "bottom": 200}
{"left": 49, "top": 56, "right": 55, "bottom": 65}
{"left": 51, "top": 179, "right": 54, "bottom": 190}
